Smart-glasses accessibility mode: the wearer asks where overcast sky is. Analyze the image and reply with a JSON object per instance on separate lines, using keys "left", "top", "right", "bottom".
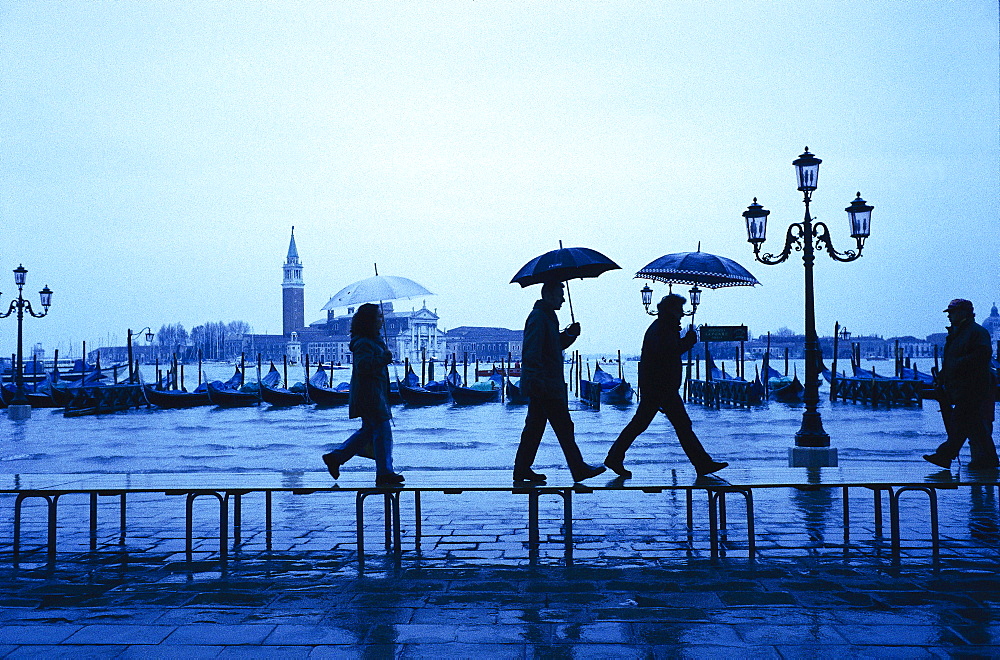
{"left": 2, "top": 1, "right": 997, "bottom": 357}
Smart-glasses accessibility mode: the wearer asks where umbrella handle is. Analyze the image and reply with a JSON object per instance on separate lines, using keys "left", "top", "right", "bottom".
{"left": 565, "top": 279, "right": 576, "bottom": 324}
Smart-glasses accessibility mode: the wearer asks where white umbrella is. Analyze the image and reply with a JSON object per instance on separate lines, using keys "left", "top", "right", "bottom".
{"left": 321, "top": 275, "right": 434, "bottom": 311}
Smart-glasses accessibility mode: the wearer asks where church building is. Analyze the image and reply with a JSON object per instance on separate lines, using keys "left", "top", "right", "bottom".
{"left": 238, "top": 229, "right": 522, "bottom": 370}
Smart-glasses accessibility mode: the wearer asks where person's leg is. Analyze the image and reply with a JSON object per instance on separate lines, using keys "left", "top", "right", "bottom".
{"left": 661, "top": 392, "right": 715, "bottom": 469}
{"left": 607, "top": 397, "right": 660, "bottom": 461}
{"left": 371, "top": 418, "right": 396, "bottom": 476}
{"left": 333, "top": 422, "right": 373, "bottom": 461}
{"left": 514, "top": 398, "right": 548, "bottom": 476}
{"left": 543, "top": 398, "right": 603, "bottom": 480}
{"left": 965, "top": 398, "right": 998, "bottom": 468}
{"left": 933, "top": 401, "right": 968, "bottom": 461}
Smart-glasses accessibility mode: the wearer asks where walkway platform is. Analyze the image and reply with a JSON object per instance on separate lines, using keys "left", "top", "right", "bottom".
{"left": 6, "top": 467, "right": 997, "bottom": 568}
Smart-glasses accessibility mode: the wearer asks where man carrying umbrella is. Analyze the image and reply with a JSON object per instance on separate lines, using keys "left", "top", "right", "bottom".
{"left": 604, "top": 293, "right": 728, "bottom": 478}
{"left": 514, "top": 281, "right": 606, "bottom": 484}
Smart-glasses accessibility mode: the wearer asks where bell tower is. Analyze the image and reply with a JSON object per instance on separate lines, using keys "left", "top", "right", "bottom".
{"left": 282, "top": 227, "right": 305, "bottom": 336}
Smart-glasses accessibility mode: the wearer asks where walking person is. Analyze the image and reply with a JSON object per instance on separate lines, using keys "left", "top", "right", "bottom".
{"left": 924, "top": 299, "right": 998, "bottom": 470}
{"left": 513, "top": 281, "right": 606, "bottom": 484}
{"left": 604, "top": 294, "right": 728, "bottom": 478}
{"left": 322, "top": 303, "right": 405, "bottom": 486}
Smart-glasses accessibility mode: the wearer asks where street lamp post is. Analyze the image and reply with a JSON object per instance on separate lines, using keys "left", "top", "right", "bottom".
{"left": 743, "top": 148, "right": 873, "bottom": 467}
{"left": 127, "top": 327, "right": 155, "bottom": 383}
{"left": 0, "top": 265, "right": 53, "bottom": 420}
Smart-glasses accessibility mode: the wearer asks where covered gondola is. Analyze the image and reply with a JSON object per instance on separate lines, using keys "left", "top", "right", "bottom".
{"left": 591, "top": 364, "right": 634, "bottom": 405}
{"left": 397, "top": 367, "right": 452, "bottom": 405}
{"left": 206, "top": 368, "right": 260, "bottom": 407}
{"left": 143, "top": 383, "right": 211, "bottom": 408}
{"left": 447, "top": 368, "right": 502, "bottom": 405}
{"left": 260, "top": 363, "right": 309, "bottom": 406}
{"left": 306, "top": 365, "right": 350, "bottom": 406}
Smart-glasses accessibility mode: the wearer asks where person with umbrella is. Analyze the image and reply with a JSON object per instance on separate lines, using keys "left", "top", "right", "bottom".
{"left": 322, "top": 303, "right": 405, "bottom": 487}
{"left": 514, "top": 281, "right": 607, "bottom": 483}
{"left": 604, "top": 293, "right": 728, "bottom": 478}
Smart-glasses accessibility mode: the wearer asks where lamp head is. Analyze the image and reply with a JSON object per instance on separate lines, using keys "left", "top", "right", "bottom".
{"left": 13, "top": 265, "right": 26, "bottom": 287}
{"left": 743, "top": 198, "right": 770, "bottom": 245}
{"left": 793, "top": 147, "right": 821, "bottom": 191}
{"left": 845, "top": 192, "right": 873, "bottom": 239}
{"left": 38, "top": 285, "right": 52, "bottom": 309}
{"left": 640, "top": 284, "right": 653, "bottom": 308}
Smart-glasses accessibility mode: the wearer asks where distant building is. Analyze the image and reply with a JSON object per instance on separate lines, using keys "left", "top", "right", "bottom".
{"left": 444, "top": 326, "right": 523, "bottom": 363}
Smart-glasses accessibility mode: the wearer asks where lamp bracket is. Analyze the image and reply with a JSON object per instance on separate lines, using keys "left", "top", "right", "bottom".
{"left": 812, "top": 222, "right": 864, "bottom": 262}
{"left": 753, "top": 222, "right": 803, "bottom": 265}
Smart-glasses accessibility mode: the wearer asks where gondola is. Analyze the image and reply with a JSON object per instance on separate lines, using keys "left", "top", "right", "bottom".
{"left": 143, "top": 383, "right": 212, "bottom": 408}
{"left": 768, "top": 373, "right": 804, "bottom": 403}
{"left": 505, "top": 379, "right": 529, "bottom": 404}
{"left": 447, "top": 367, "right": 502, "bottom": 405}
{"left": 206, "top": 368, "right": 260, "bottom": 407}
{"left": 591, "top": 364, "right": 634, "bottom": 405}
{"left": 260, "top": 363, "right": 309, "bottom": 406}
{"left": 397, "top": 367, "right": 452, "bottom": 405}
{"left": 306, "top": 365, "right": 351, "bottom": 406}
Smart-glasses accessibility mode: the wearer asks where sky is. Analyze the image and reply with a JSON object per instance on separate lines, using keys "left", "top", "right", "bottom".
{"left": 1, "top": 1, "right": 997, "bottom": 357}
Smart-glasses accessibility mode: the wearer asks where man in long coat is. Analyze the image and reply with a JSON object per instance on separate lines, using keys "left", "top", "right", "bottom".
{"left": 924, "top": 299, "right": 998, "bottom": 470}
{"left": 604, "top": 294, "right": 727, "bottom": 478}
{"left": 514, "top": 281, "right": 606, "bottom": 483}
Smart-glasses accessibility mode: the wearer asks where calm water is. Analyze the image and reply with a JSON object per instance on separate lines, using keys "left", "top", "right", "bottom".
{"left": 0, "top": 359, "right": 971, "bottom": 476}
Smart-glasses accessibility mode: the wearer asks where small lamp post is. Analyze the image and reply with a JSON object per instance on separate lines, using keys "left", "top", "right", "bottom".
{"left": 743, "top": 148, "right": 872, "bottom": 467}
{"left": 0, "top": 265, "right": 53, "bottom": 419}
{"left": 127, "top": 327, "right": 155, "bottom": 383}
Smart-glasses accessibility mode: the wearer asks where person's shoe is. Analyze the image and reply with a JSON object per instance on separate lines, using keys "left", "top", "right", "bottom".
{"left": 513, "top": 469, "right": 547, "bottom": 484}
{"left": 573, "top": 463, "right": 607, "bottom": 483}
{"left": 375, "top": 472, "right": 405, "bottom": 487}
{"left": 604, "top": 455, "right": 632, "bottom": 479}
{"left": 321, "top": 453, "right": 340, "bottom": 480}
{"left": 922, "top": 454, "right": 951, "bottom": 469}
{"left": 967, "top": 460, "right": 999, "bottom": 471}
{"left": 696, "top": 460, "right": 728, "bottom": 477}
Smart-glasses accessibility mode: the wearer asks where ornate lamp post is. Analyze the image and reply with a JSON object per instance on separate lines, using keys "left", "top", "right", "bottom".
{"left": 743, "top": 148, "right": 873, "bottom": 467}
{"left": 0, "top": 265, "right": 53, "bottom": 419}
{"left": 127, "top": 327, "right": 155, "bottom": 383}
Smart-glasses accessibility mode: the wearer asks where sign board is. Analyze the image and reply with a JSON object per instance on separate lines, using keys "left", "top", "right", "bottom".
{"left": 699, "top": 325, "right": 748, "bottom": 342}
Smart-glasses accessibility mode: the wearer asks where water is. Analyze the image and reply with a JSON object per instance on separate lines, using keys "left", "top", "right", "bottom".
{"left": 0, "top": 359, "right": 970, "bottom": 476}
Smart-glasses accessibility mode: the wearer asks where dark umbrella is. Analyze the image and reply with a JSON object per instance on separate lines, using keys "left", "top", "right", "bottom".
{"left": 635, "top": 248, "right": 758, "bottom": 322}
{"left": 511, "top": 242, "right": 620, "bottom": 321}
{"left": 636, "top": 250, "right": 759, "bottom": 289}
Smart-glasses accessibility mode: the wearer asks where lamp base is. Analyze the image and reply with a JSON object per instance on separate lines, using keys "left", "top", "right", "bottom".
{"left": 788, "top": 446, "right": 838, "bottom": 468}
{"left": 7, "top": 404, "right": 31, "bottom": 421}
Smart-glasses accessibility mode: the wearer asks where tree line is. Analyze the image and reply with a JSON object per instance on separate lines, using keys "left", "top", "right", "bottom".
{"left": 152, "top": 320, "right": 252, "bottom": 361}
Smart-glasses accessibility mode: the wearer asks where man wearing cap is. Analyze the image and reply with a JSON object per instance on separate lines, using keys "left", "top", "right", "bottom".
{"left": 604, "top": 293, "right": 728, "bottom": 478}
{"left": 924, "top": 299, "right": 998, "bottom": 470}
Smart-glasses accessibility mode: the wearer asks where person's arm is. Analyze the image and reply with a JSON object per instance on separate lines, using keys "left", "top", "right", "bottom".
{"left": 353, "top": 339, "right": 390, "bottom": 376}
{"left": 679, "top": 327, "right": 698, "bottom": 353}
{"left": 560, "top": 322, "right": 580, "bottom": 349}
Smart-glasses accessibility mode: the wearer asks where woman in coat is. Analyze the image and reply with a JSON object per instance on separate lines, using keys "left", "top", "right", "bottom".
{"left": 322, "top": 303, "right": 404, "bottom": 486}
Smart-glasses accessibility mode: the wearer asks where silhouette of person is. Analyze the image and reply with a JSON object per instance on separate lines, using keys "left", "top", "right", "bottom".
{"left": 605, "top": 294, "right": 728, "bottom": 478}
{"left": 322, "top": 303, "right": 404, "bottom": 486}
{"left": 924, "top": 299, "right": 998, "bottom": 470}
{"left": 513, "top": 281, "right": 606, "bottom": 484}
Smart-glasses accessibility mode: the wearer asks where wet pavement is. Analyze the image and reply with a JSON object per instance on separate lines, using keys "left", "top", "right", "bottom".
{"left": 0, "top": 476, "right": 998, "bottom": 657}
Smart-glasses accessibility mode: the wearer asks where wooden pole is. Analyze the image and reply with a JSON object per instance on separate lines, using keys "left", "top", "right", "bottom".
{"left": 198, "top": 349, "right": 203, "bottom": 387}
{"left": 283, "top": 354, "right": 288, "bottom": 389}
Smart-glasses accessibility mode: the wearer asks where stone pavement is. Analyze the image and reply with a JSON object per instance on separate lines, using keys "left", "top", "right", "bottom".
{"left": 0, "top": 480, "right": 997, "bottom": 656}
